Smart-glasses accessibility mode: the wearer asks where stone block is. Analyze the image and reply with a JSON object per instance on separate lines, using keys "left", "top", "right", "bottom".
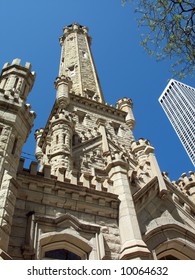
{"left": 85, "top": 195, "right": 92, "bottom": 203}
{"left": 25, "top": 201, "right": 45, "bottom": 215}
{"left": 44, "top": 186, "right": 52, "bottom": 193}
{"left": 29, "top": 161, "right": 38, "bottom": 175}
{"left": 12, "top": 216, "right": 26, "bottom": 227}
{"left": 0, "top": 228, "right": 9, "bottom": 251}
{"left": 26, "top": 189, "right": 43, "bottom": 203}
{"left": 72, "top": 192, "right": 79, "bottom": 200}
{"left": 7, "top": 245, "right": 22, "bottom": 258}
{"left": 46, "top": 206, "right": 65, "bottom": 217}
{"left": 43, "top": 164, "right": 51, "bottom": 179}
{"left": 4, "top": 201, "right": 15, "bottom": 216}
{"left": 15, "top": 199, "right": 26, "bottom": 210}
{"left": 29, "top": 182, "right": 37, "bottom": 190}
{"left": 18, "top": 158, "right": 25, "bottom": 172}
{"left": 99, "top": 198, "right": 105, "bottom": 206}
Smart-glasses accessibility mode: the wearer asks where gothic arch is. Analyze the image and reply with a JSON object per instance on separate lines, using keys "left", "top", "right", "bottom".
{"left": 39, "top": 232, "right": 92, "bottom": 260}
{"left": 155, "top": 241, "right": 191, "bottom": 260}
{"left": 34, "top": 213, "right": 104, "bottom": 260}
{"left": 144, "top": 220, "right": 195, "bottom": 260}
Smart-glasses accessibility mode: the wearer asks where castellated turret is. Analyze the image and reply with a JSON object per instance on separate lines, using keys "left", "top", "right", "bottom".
{"left": 116, "top": 97, "right": 135, "bottom": 130}
{"left": 0, "top": 58, "right": 36, "bottom": 178}
{"left": 0, "top": 58, "right": 35, "bottom": 254}
{"left": 0, "top": 58, "right": 35, "bottom": 101}
{"left": 54, "top": 75, "right": 72, "bottom": 108}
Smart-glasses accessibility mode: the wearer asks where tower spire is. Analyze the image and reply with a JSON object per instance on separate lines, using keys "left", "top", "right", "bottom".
{"left": 59, "top": 23, "right": 104, "bottom": 103}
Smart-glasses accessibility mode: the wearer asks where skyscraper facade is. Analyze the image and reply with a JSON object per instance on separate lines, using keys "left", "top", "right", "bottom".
{"left": 0, "top": 24, "right": 195, "bottom": 260}
{"left": 159, "top": 79, "right": 195, "bottom": 166}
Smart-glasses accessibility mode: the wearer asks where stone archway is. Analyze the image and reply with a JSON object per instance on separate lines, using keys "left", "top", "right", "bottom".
{"left": 39, "top": 232, "right": 92, "bottom": 260}
{"left": 155, "top": 240, "right": 192, "bottom": 260}
{"left": 144, "top": 219, "right": 195, "bottom": 260}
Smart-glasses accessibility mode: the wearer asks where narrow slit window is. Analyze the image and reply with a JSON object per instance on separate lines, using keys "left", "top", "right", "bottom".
{"left": 14, "top": 77, "right": 19, "bottom": 89}
{"left": 23, "top": 84, "right": 27, "bottom": 94}
{"left": 3, "top": 78, "right": 8, "bottom": 89}
{"left": 63, "top": 134, "right": 66, "bottom": 144}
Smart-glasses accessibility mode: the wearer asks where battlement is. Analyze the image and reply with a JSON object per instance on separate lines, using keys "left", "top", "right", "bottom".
{"left": 18, "top": 158, "right": 113, "bottom": 193}
{"left": 131, "top": 138, "right": 153, "bottom": 153}
{"left": 174, "top": 171, "right": 195, "bottom": 191}
{"left": 0, "top": 58, "right": 35, "bottom": 102}
{"left": 116, "top": 97, "right": 133, "bottom": 109}
{"left": 54, "top": 75, "right": 72, "bottom": 88}
{"left": 165, "top": 171, "right": 195, "bottom": 205}
{"left": 60, "top": 23, "right": 90, "bottom": 46}
{"left": 63, "top": 23, "right": 88, "bottom": 35}
{"left": 2, "top": 58, "right": 34, "bottom": 72}
{"left": 59, "top": 23, "right": 93, "bottom": 59}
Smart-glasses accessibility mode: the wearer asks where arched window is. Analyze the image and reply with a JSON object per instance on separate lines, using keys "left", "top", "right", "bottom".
{"left": 39, "top": 232, "right": 92, "bottom": 260}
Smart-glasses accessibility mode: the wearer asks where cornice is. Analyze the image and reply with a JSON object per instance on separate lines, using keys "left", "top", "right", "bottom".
{"left": 70, "top": 93, "right": 126, "bottom": 119}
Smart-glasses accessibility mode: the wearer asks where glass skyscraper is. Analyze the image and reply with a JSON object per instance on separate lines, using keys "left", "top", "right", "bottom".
{"left": 159, "top": 79, "right": 195, "bottom": 167}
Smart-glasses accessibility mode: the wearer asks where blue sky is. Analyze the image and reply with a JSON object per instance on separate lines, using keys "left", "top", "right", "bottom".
{"left": 0, "top": 0, "right": 194, "bottom": 180}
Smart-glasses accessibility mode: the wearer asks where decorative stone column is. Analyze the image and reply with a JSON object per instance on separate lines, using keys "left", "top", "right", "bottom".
{"left": 106, "top": 154, "right": 152, "bottom": 259}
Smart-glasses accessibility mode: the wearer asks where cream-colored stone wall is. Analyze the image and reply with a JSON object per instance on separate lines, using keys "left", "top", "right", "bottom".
{"left": 8, "top": 169, "right": 120, "bottom": 259}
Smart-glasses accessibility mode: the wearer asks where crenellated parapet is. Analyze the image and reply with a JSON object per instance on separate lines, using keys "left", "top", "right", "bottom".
{"left": 172, "top": 171, "right": 195, "bottom": 204}
{"left": 131, "top": 138, "right": 154, "bottom": 163}
{"left": 0, "top": 59, "right": 36, "bottom": 133}
{"left": 17, "top": 160, "right": 119, "bottom": 222}
{"left": 60, "top": 23, "right": 90, "bottom": 45}
{"left": 159, "top": 171, "right": 195, "bottom": 218}
{"left": 0, "top": 58, "right": 35, "bottom": 101}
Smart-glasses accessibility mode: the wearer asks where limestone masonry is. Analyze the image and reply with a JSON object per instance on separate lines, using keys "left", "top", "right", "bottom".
{"left": 0, "top": 23, "right": 195, "bottom": 260}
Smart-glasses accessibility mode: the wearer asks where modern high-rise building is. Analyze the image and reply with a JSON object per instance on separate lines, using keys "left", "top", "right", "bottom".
{"left": 159, "top": 79, "right": 195, "bottom": 166}
{"left": 0, "top": 24, "right": 195, "bottom": 260}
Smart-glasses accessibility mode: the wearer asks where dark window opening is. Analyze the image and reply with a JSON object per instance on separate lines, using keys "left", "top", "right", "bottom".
{"left": 72, "top": 134, "right": 81, "bottom": 146}
{"left": 111, "top": 122, "right": 120, "bottom": 135}
{"left": 45, "top": 249, "right": 81, "bottom": 260}
{"left": 14, "top": 77, "right": 19, "bottom": 89}
{"left": 63, "top": 134, "right": 66, "bottom": 144}
{"left": 23, "top": 84, "right": 27, "bottom": 94}
{"left": 159, "top": 255, "right": 179, "bottom": 260}
{"left": 3, "top": 78, "right": 8, "bottom": 89}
